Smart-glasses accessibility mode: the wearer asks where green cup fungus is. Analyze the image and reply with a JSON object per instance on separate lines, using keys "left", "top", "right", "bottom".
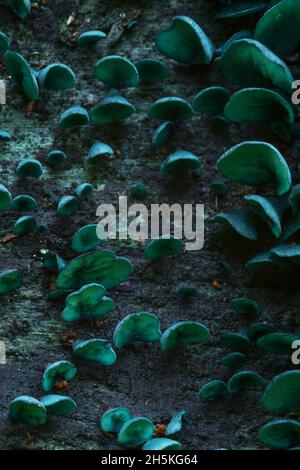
{"left": 160, "top": 150, "right": 201, "bottom": 176}
{"left": 199, "top": 380, "right": 228, "bottom": 399}
{"left": 46, "top": 150, "right": 67, "bottom": 168}
{"left": 213, "top": 208, "right": 258, "bottom": 241}
{"left": 42, "top": 251, "right": 66, "bottom": 273}
{"left": 148, "top": 97, "right": 193, "bottom": 121}
{"left": 143, "top": 438, "right": 182, "bottom": 451}
{"left": 57, "top": 195, "right": 79, "bottom": 217}
{"left": 166, "top": 410, "right": 186, "bottom": 436}
{"left": 9, "top": 396, "right": 46, "bottom": 426}
{"left": 95, "top": 56, "right": 139, "bottom": 88}
{"left": 246, "top": 322, "right": 276, "bottom": 341}
{"left": 231, "top": 297, "right": 261, "bottom": 317}
{"left": 100, "top": 407, "right": 132, "bottom": 433}
{"left": 0, "top": 183, "right": 12, "bottom": 211}
{"left": 59, "top": 105, "right": 90, "bottom": 129}
{"left": 193, "top": 87, "right": 230, "bottom": 114}
{"left": 160, "top": 321, "right": 210, "bottom": 351}
{"left": 130, "top": 183, "right": 148, "bottom": 199}
{"left": 244, "top": 194, "right": 284, "bottom": 238}
{"left": 155, "top": 16, "right": 214, "bottom": 65}
{"left": 144, "top": 237, "right": 184, "bottom": 260}
{"left": 0, "top": 130, "right": 12, "bottom": 141}
{"left": 220, "top": 352, "right": 247, "bottom": 368}
{"left": 16, "top": 158, "right": 43, "bottom": 179}
{"left": 90, "top": 91, "right": 135, "bottom": 124}
{"left": 38, "top": 63, "right": 76, "bottom": 91}
{"left": 216, "top": 0, "right": 268, "bottom": 19}
{"left": 113, "top": 312, "right": 161, "bottom": 348}
{"left": 72, "top": 224, "right": 100, "bottom": 254}
{"left": 261, "top": 370, "right": 300, "bottom": 413}
{"left": 4, "top": 51, "right": 39, "bottom": 100}
{"left": 11, "top": 195, "right": 37, "bottom": 211}
{"left": 220, "top": 331, "right": 251, "bottom": 352}
{"left": 258, "top": 418, "right": 300, "bottom": 449}
{"left": 227, "top": 371, "right": 264, "bottom": 394}
{"left": 87, "top": 141, "right": 113, "bottom": 163}
{"left": 216, "top": 39, "right": 293, "bottom": 93}
{"left": 56, "top": 249, "right": 133, "bottom": 290}
{"left": 62, "top": 283, "right": 114, "bottom": 322}
{"left": 176, "top": 285, "right": 199, "bottom": 302}
{"left": 77, "top": 30, "right": 106, "bottom": 47}
{"left": 219, "top": 30, "right": 253, "bottom": 54}
{"left": 75, "top": 183, "right": 93, "bottom": 198}
{"left": 118, "top": 417, "right": 154, "bottom": 447}
{"left": 40, "top": 395, "right": 76, "bottom": 416}
{"left": 257, "top": 332, "right": 299, "bottom": 354}
{"left": 136, "top": 59, "right": 169, "bottom": 83}
{"left": 5, "top": 0, "right": 31, "bottom": 19}
{"left": 72, "top": 339, "right": 116, "bottom": 365}
{"left": 0, "top": 31, "right": 10, "bottom": 55}
{"left": 216, "top": 141, "right": 292, "bottom": 196}
{"left": 14, "top": 215, "right": 37, "bottom": 234}
{"left": 152, "top": 121, "right": 175, "bottom": 148}
{"left": 42, "top": 360, "right": 77, "bottom": 392}
{"left": 0, "top": 268, "right": 23, "bottom": 294}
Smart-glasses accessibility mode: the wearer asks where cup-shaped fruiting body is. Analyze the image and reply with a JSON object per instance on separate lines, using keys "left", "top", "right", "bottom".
{"left": 118, "top": 417, "right": 154, "bottom": 447}
{"left": 95, "top": 56, "right": 139, "bottom": 88}
{"left": 220, "top": 331, "right": 251, "bottom": 352}
{"left": 213, "top": 208, "right": 258, "bottom": 241}
{"left": 4, "top": 51, "right": 39, "bottom": 100}
{"left": 9, "top": 396, "right": 46, "bottom": 426}
{"left": 77, "top": 30, "right": 106, "bottom": 47}
{"left": 42, "top": 251, "right": 66, "bottom": 273}
{"left": 57, "top": 195, "right": 79, "bottom": 216}
{"left": 149, "top": 97, "right": 193, "bottom": 121}
{"left": 155, "top": 16, "right": 214, "bottom": 64}
{"left": 216, "top": 39, "right": 293, "bottom": 93}
{"left": 56, "top": 249, "right": 133, "bottom": 290}
{"left": 113, "top": 312, "right": 161, "bottom": 348}
{"left": 166, "top": 410, "right": 186, "bottom": 436}
{"left": 5, "top": 0, "right": 31, "bottom": 19}
{"left": 62, "top": 283, "right": 114, "bottom": 322}
{"left": 72, "top": 338, "right": 117, "bottom": 365}
{"left": 193, "top": 87, "right": 230, "bottom": 114}
{"left": 40, "top": 395, "right": 76, "bottom": 416}
{"left": 14, "top": 215, "right": 37, "bottom": 234}
{"left": 143, "top": 438, "right": 182, "bottom": 450}
{"left": 246, "top": 322, "right": 276, "bottom": 342}
{"left": 59, "top": 105, "right": 90, "bottom": 129}
{"left": 0, "top": 31, "right": 10, "bottom": 55}
{"left": 71, "top": 224, "right": 100, "bottom": 253}
{"left": 11, "top": 195, "right": 37, "bottom": 211}
{"left": 0, "top": 130, "right": 12, "bottom": 141}
{"left": 217, "top": 141, "right": 292, "bottom": 196}
{"left": 199, "top": 380, "right": 228, "bottom": 400}
{"left": 160, "top": 150, "right": 201, "bottom": 176}
{"left": 231, "top": 298, "right": 261, "bottom": 317}
{"left": 16, "top": 158, "right": 43, "bottom": 179}
{"left": 160, "top": 321, "right": 210, "bottom": 351}
{"left": 38, "top": 63, "right": 76, "bottom": 90}
{"left": 130, "top": 183, "right": 148, "bottom": 199}
{"left": 42, "top": 360, "right": 77, "bottom": 392}
{"left": 210, "top": 179, "right": 228, "bottom": 196}
{"left": 258, "top": 418, "right": 300, "bottom": 449}
{"left": 152, "top": 121, "right": 175, "bottom": 148}
{"left": 0, "top": 268, "right": 23, "bottom": 294}
{"left": 90, "top": 92, "right": 135, "bottom": 125}
{"left": 75, "top": 183, "right": 93, "bottom": 198}
{"left": 87, "top": 141, "right": 114, "bottom": 163}
{"left": 257, "top": 332, "right": 299, "bottom": 354}
{"left": 100, "top": 407, "right": 132, "bottom": 433}
{"left": 227, "top": 371, "right": 264, "bottom": 394}
{"left": 176, "top": 285, "right": 198, "bottom": 302}
{"left": 262, "top": 370, "right": 300, "bottom": 413}
{"left": 0, "top": 183, "right": 11, "bottom": 211}
{"left": 136, "top": 59, "right": 169, "bottom": 83}
{"left": 220, "top": 352, "right": 247, "bottom": 369}
{"left": 46, "top": 150, "right": 67, "bottom": 168}
{"left": 144, "top": 237, "right": 184, "bottom": 260}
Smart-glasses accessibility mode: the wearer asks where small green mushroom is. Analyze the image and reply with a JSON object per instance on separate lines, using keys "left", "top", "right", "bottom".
{"left": 42, "top": 360, "right": 77, "bottom": 392}
{"left": 42, "top": 251, "right": 66, "bottom": 272}
{"left": 155, "top": 16, "right": 214, "bottom": 64}
{"left": 0, "top": 130, "right": 12, "bottom": 141}
{"left": 87, "top": 141, "right": 113, "bottom": 163}
{"left": 216, "top": 141, "right": 292, "bottom": 196}
{"left": 245, "top": 250, "right": 275, "bottom": 270}
{"left": 95, "top": 56, "right": 139, "bottom": 87}
{"left": 0, "top": 183, "right": 11, "bottom": 211}
{"left": 193, "top": 87, "right": 230, "bottom": 114}
{"left": 216, "top": 39, "right": 293, "bottom": 93}
{"left": 38, "top": 63, "right": 76, "bottom": 90}
{"left": 62, "top": 283, "right": 114, "bottom": 322}
{"left": 258, "top": 419, "right": 300, "bottom": 449}
{"left": 57, "top": 195, "right": 79, "bottom": 216}
{"left": 220, "top": 332, "right": 251, "bottom": 352}
{"left": 72, "top": 339, "right": 116, "bottom": 365}
{"left": 11, "top": 195, "right": 37, "bottom": 211}
{"left": 118, "top": 417, "right": 154, "bottom": 447}
{"left": 56, "top": 249, "right": 133, "bottom": 290}
{"left": 143, "top": 438, "right": 182, "bottom": 451}
{"left": 231, "top": 297, "right": 261, "bottom": 317}
{"left": 4, "top": 51, "right": 39, "bottom": 100}
{"left": 59, "top": 105, "right": 90, "bottom": 129}
{"left": 149, "top": 97, "right": 193, "bottom": 121}
{"left": 220, "top": 352, "right": 247, "bottom": 368}
{"left": 130, "top": 183, "right": 148, "bottom": 199}
{"left": 210, "top": 179, "right": 228, "bottom": 196}
{"left": 77, "top": 30, "right": 106, "bottom": 47}
{"left": 40, "top": 395, "right": 76, "bottom": 416}
{"left": 257, "top": 333, "right": 299, "bottom": 354}
{"left": 247, "top": 322, "right": 277, "bottom": 341}
{"left": 0, "top": 268, "right": 23, "bottom": 294}
{"left": 270, "top": 244, "right": 300, "bottom": 267}
{"left": 160, "top": 150, "right": 201, "bottom": 176}
{"left": 0, "top": 31, "right": 10, "bottom": 55}
{"left": 166, "top": 410, "right": 186, "bottom": 436}
{"left": 9, "top": 396, "right": 46, "bottom": 426}
{"left": 72, "top": 224, "right": 100, "bottom": 253}
{"left": 90, "top": 91, "right": 135, "bottom": 124}
{"left": 113, "top": 312, "right": 161, "bottom": 348}
{"left": 144, "top": 237, "right": 184, "bottom": 260}
{"left": 244, "top": 194, "right": 284, "bottom": 238}
{"left": 213, "top": 208, "right": 258, "bottom": 241}
{"left": 46, "top": 150, "right": 67, "bottom": 168}
{"left": 136, "top": 59, "right": 169, "bottom": 83}
{"left": 16, "top": 158, "right": 43, "bottom": 179}
{"left": 75, "top": 183, "right": 93, "bottom": 199}
{"left": 100, "top": 407, "right": 132, "bottom": 433}
{"left": 14, "top": 215, "right": 37, "bottom": 234}
{"left": 227, "top": 371, "right": 264, "bottom": 394}
{"left": 219, "top": 30, "right": 252, "bottom": 54}
{"left": 199, "top": 380, "right": 228, "bottom": 399}
{"left": 5, "top": 0, "right": 31, "bottom": 19}
{"left": 261, "top": 370, "right": 300, "bottom": 413}
{"left": 160, "top": 321, "right": 210, "bottom": 351}
{"left": 176, "top": 285, "right": 198, "bottom": 302}
{"left": 152, "top": 121, "right": 175, "bottom": 148}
